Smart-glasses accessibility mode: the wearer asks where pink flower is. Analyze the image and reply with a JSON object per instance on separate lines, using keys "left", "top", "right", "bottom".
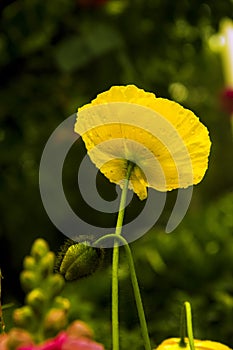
{"left": 18, "top": 326, "right": 105, "bottom": 350}
{"left": 62, "top": 337, "right": 105, "bottom": 350}
{"left": 16, "top": 332, "right": 65, "bottom": 350}
{"left": 38, "top": 332, "right": 67, "bottom": 350}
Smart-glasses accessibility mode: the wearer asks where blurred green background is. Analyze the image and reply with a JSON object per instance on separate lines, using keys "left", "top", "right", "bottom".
{"left": 0, "top": 0, "right": 233, "bottom": 349}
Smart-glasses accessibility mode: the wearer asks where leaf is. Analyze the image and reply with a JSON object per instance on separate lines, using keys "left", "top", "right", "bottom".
{"left": 54, "top": 23, "right": 123, "bottom": 72}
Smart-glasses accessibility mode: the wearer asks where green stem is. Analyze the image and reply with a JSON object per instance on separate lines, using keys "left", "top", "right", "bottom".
{"left": 122, "top": 243, "right": 151, "bottom": 350}
{"left": 95, "top": 234, "right": 151, "bottom": 350}
{"left": 112, "top": 161, "right": 134, "bottom": 350}
{"left": 179, "top": 301, "right": 195, "bottom": 350}
{"left": 185, "top": 302, "right": 195, "bottom": 350}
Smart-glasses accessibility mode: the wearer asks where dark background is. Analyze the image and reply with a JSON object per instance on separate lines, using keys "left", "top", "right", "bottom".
{"left": 0, "top": 0, "right": 233, "bottom": 349}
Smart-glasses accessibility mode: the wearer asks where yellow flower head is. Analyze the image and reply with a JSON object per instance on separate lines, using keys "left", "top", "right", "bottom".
{"left": 155, "top": 338, "right": 232, "bottom": 350}
{"left": 74, "top": 85, "right": 211, "bottom": 200}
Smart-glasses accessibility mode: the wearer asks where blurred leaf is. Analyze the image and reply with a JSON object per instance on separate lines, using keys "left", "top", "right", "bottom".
{"left": 55, "top": 23, "right": 123, "bottom": 72}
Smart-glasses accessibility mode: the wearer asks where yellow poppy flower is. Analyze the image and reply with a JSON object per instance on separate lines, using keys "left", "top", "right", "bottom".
{"left": 74, "top": 85, "right": 211, "bottom": 200}
{"left": 154, "top": 337, "right": 232, "bottom": 350}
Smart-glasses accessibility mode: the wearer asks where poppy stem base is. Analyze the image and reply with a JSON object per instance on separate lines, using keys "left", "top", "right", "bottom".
{"left": 179, "top": 301, "right": 196, "bottom": 350}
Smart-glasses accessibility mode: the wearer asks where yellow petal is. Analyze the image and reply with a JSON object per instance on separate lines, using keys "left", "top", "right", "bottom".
{"left": 75, "top": 85, "right": 211, "bottom": 200}
{"left": 100, "top": 159, "right": 128, "bottom": 187}
{"left": 79, "top": 85, "right": 156, "bottom": 110}
{"left": 155, "top": 338, "right": 232, "bottom": 350}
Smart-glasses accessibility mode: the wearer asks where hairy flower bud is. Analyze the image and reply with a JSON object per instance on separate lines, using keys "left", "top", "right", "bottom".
{"left": 58, "top": 242, "right": 104, "bottom": 281}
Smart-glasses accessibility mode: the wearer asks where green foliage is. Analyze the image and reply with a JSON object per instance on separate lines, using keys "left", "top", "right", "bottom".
{"left": 0, "top": 0, "right": 233, "bottom": 348}
{"left": 55, "top": 23, "right": 123, "bottom": 72}
{"left": 0, "top": 0, "right": 232, "bottom": 260}
{"left": 60, "top": 192, "right": 233, "bottom": 349}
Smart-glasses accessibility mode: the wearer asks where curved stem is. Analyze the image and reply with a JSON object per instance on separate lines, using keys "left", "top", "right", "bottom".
{"left": 95, "top": 234, "right": 151, "bottom": 350}
{"left": 112, "top": 161, "right": 134, "bottom": 350}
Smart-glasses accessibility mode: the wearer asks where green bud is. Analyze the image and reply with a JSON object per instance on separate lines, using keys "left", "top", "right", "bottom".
{"left": 23, "top": 256, "right": 36, "bottom": 270}
{"left": 31, "top": 238, "right": 49, "bottom": 260}
{"left": 13, "top": 306, "right": 34, "bottom": 328}
{"left": 26, "top": 288, "right": 46, "bottom": 312}
{"left": 20, "top": 271, "right": 38, "bottom": 292}
{"left": 58, "top": 242, "right": 104, "bottom": 281}
{"left": 46, "top": 274, "right": 65, "bottom": 297}
{"left": 54, "top": 296, "right": 70, "bottom": 312}
{"left": 39, "top": 252, "right": 55, "bottom": 276}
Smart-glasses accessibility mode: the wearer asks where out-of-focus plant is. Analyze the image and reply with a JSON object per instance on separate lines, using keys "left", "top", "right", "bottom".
{"left": 1, "top": 1, "right": 232, "bottom": 286}
{"left": 1, "top": 240, "right": 232, "bottom": 350}
{"left": 0, "top": 239, "right": 104, "bottom": 350}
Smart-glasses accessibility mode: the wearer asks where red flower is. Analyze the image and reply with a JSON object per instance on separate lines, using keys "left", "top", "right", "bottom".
{"left": 220, "top": 87, "right": 233, "bottom": 115}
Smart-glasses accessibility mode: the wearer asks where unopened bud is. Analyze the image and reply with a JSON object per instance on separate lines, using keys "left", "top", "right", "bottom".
{"left": 44, "top": 309, "right": 67, "bottom": 333}
{"left": 13, "top": 306, "right": 34, "bottom": 328}
{"left": 59, "top": 242, "right": 104, "bottom": 281}
{"left": 23, "top": 256, "right": 36, "bottom": 270}
{"left": 26, "top": 288, "right": 46, "bottom": 312}
{"left": 40, "top": 252, "right": 55, "bottom": 276}
{"left": 46, "top": 274, "right": 65, "bottom": 297}
{"left": 67, "top": 320, "right": 94, "bottom": 339}
{"left": 20, "top": 271, "right": 38, "bottom": 292}
{"left": 54, "top": 296, "right": 70, "bottom": 312}
{"left": 31, "top": 239, "right": 49, "bottom": 260}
